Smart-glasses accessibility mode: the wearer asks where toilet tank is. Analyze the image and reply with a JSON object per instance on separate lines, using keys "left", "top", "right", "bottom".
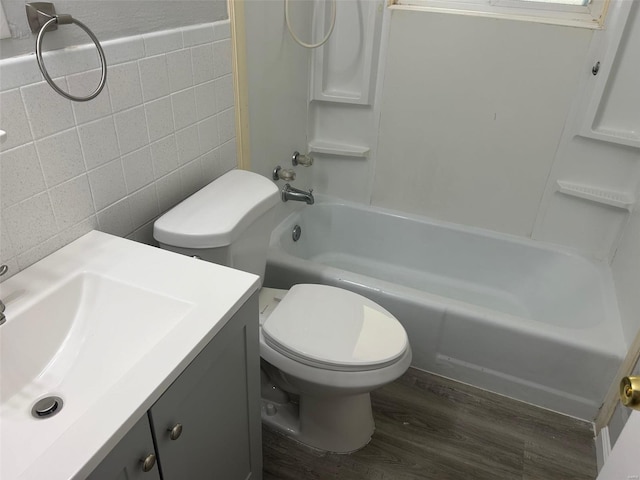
{"left": 154, "top": 169, "right": 280, "bottom": 280}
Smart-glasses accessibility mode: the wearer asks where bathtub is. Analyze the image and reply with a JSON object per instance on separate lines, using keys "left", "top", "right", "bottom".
{"left": 265, "top": 197, "right": 625, "bottom": 420}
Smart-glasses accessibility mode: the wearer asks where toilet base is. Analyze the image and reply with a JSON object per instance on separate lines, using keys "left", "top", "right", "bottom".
{"left": 261, "top": 393, "right": 374, "bottom": 454}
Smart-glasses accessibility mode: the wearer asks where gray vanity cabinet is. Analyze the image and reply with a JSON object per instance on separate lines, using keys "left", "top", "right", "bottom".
{"left": 149, "top": 294, "right": 262, "bottom": 479}
{"left": 86, "top": 414, "right": 161, "bottom": 480}
{"left": 88, "top": 294, "right": 262, "bottom": 480}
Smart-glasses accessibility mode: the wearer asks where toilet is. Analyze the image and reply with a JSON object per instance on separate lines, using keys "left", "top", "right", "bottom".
{"left": 153, "top": 169, "right": 412, "bottom": 453}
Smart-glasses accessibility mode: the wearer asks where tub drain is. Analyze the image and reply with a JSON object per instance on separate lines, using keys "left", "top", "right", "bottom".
{"left": 292, "top": 225, "right": 302, "bottom": 242}
{"left": 31, "top": 396, "right": 63, "bottom": 419}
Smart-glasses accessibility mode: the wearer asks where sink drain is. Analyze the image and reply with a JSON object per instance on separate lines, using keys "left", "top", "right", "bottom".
{"left": 31, "top": 396, "right": 63, "bottom": 419}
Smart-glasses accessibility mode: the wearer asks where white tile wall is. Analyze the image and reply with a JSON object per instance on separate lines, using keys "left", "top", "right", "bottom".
{"left": 0, "top": 20, "right": 236, "bottom": 278}
{"left": 191, "top": 44, "right": 216, "bottom": 84}
{"left": 167, "top": 50, "right": 194, "bottom": 92}
{"left": 183, "top": 24, "right": 215, "bottom": 47}
{"left": 21, "top": 79, "right": 76, "bottom": 139}
{"left": 195, "top": 81, "right": 217, "bottom": 120}
{"left": 176, "top": 125, "right": 201, "bottom": 165}
{"left": 36, "top": 128, "right": 86, "bottom": 186}
{"left": 68, "top": 70, "right": 112, "bottom": 124}
{"left": 114, "top": 106, "right": 150, "bottom": 154}
{"left": 146, "top": 97, "right": 175, "bottom": 142}
{"left": 171, "top": 89, "right": 198, "bottom": 131}
{"left": 122, "top": 147, "right": 154, "bottom": 193}
{"left": 0, "top": 90, "right": 32, "bottom": 150}
{"left": 108, "top": 62, "right": 143, "bottom": 112}
{"left": 78, "top": 117, "right": 120, "bottom": 168}
{"left": 139, "top": 55, "right": 171, "bottom": 102}
{"left": 150, "top": 135, "right": 180, "bottom": 178}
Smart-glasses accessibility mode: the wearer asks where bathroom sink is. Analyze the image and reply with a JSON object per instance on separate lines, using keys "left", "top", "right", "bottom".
{"left": 0, "top": 231, "right": 260, "bottom": 480}
{"left": 1, "top": 272, "right": 192, "bottom": 405}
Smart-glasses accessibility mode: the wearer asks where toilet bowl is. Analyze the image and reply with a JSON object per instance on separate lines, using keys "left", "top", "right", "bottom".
{"left": 258, "top": 285, "right": 411, "bottom": 452}
{"left": 153, "top": 169, "right": 412, "bottom": 453}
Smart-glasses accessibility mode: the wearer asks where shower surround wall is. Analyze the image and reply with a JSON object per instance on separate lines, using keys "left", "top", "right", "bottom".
{"left": 373, "top": 12, "right": 592, "bottom": 237}
{"left": 0, "top": 19, "right": 236, "bottom": 279}
{"left": 245, "top": 1, "right": 639, "bottom": 332}
{"left": 247, "top": 3, "right": 593, "bottom": 233}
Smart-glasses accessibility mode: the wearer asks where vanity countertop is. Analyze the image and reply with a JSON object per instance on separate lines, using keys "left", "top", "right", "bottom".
{"left": 0, "top": 231, "right": 260, "bottom": 480}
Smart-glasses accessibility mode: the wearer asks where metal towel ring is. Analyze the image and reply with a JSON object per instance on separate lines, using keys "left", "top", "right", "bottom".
{"left": 35, "top": 14, "right": 107, "bottom": 102}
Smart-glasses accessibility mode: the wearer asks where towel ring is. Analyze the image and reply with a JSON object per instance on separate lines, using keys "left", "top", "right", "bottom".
{"left": 34, "top": 12, "right": 107, "bottom": 102}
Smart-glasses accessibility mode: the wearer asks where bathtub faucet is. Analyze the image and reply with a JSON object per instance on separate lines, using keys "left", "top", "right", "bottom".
{"left": 281, "top": 184, "right": 314, "bottom": 205}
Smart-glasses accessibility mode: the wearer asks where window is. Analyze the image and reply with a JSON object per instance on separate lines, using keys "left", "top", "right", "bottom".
{"left": 521, "top": 0, "right": 589, "bottom": 5}
{"left": 391, "top": 0, "right": 610, "bottom": 29}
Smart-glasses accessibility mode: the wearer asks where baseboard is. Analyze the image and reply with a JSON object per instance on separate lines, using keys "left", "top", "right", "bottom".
{"left": 595, "top": 425, "right": 612, "bottom": 472}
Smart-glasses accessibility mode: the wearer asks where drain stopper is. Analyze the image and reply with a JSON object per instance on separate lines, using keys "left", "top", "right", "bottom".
{"left": 31, "top": 396, "right": 64, "bottom": 419}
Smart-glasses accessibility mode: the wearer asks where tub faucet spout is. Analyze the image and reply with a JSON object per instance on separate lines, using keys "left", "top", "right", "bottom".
{"left": 282, "top": 184, "right": 314, "bottom": 205}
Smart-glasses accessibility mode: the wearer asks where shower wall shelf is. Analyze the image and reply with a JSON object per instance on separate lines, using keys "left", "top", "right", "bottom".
{"left": 308, "top": 140, "right": 370, "bottom": 157}
{"left": 556, "top": 180, "right": 635, "bottom": 211}
{"left": 580, "top": 128, "right": 640, "bottom": 149}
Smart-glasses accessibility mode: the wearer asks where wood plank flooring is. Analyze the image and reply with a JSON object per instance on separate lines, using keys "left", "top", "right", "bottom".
{"left": 263, "top": 368, "right": 596, "bottom": 480}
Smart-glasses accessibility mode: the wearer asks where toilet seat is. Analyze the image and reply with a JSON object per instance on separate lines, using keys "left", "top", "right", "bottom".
{"left": 262, "top": 284, "right": 408, "bottom": 372}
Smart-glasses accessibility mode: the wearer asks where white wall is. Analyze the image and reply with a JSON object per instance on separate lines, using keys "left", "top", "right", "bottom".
{"left": 0, "top": 0, "right": 228, "bottom": 59}
{"left": 0, "top": 19, "right": 236, "bottom": 278}
{"left": 244, "top": 0, "right": 314, "bottom": 221}
{"left": 372, "top": 11, "right": 592, "bottom": 237}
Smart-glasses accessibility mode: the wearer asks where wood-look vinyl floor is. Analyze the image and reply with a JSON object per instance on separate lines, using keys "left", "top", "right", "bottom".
{"left": 263, "top": 368, "right": 596, "bottom": 480}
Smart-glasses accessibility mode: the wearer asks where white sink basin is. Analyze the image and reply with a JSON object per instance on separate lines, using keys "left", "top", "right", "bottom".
{"left": 1, "top": 272, "right": 192, "bottom": 405}
{"left": 0, "top": 231, "right": 259, "bottom": 480}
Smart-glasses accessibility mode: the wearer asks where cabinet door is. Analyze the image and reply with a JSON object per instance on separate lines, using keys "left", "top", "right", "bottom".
{"left": 150, "top": 295, "right": 262, "bottom": 480}
{"left": 87, "top": 414, "right": 161, "bottom": 480}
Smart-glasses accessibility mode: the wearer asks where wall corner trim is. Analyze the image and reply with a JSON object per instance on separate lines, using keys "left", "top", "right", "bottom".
{"left": 595, "top": 425, "right": 611, "bottom": 472}
{"left": 229, "top": 0, "right": 251, "bottom": 171}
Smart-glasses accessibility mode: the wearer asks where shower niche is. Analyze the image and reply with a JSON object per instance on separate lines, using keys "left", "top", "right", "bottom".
{"left": 310, "top": 0, "right": 381, "bottom": 104}
{"left": 307, "top": 0, "right": 384, "bottom": 158}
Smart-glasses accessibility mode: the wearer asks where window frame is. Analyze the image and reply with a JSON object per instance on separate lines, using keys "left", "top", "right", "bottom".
{"left": 390, "top": 0, "right": 611, "bottom": 29}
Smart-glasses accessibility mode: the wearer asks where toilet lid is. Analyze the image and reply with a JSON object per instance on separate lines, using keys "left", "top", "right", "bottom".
{"left": 262, "top": 284, "right": 408, "bottom": 371}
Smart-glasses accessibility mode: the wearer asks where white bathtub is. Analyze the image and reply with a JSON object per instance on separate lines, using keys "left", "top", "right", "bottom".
{"left": 265, "top": 198, "right": 625, "bottom": 420}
